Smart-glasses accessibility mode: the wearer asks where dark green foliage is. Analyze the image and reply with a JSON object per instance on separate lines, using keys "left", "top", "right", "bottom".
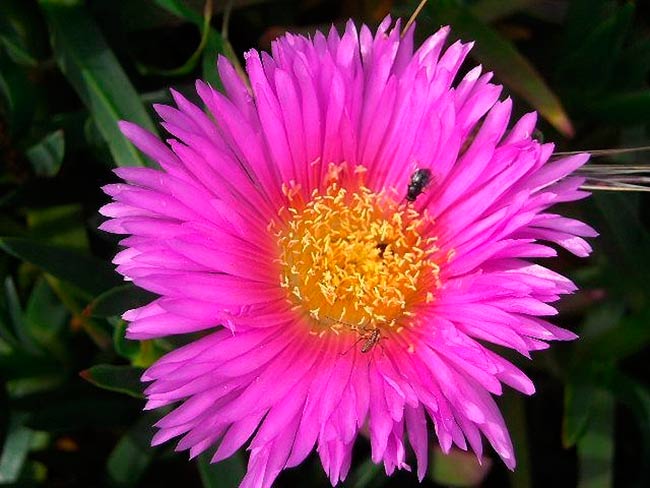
{"left": 0, "top": 0, "right": 649, "bottom": 486}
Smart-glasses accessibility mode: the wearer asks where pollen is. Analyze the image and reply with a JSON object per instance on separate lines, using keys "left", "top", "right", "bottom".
{"left": 273, "top": 164, "right": 440, "bottom": 339}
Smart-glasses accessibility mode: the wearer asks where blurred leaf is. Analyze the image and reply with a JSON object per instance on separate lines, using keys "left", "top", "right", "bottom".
{"left": 111, "top": 318, "right": 141, "bottom": 362}
{"left": 0, "top": 52, "right": 35, "bottom": 136}
{"left": 29, "top": 432, "right": 49, "bottom": 452}
{"left": 22, "top": 388, "right": 136, "bottom": 432}
{"left": 501, "top": 391, "right": 531, "bottom": 488}
{"left": 197, "top": 450, "right": 246, "bottom": 488}
{"left": 133, "top": 340, "right": 165, "bottom": 369}
{"left": 201, "top": 32, "right": 227, "bottom": 89}
{"left": 0, "top": 276, "right": 21, "bottom": 347}
{"left": 576, "top": 388, "right": 614, "bottom": 488}
{"left": 425, "top": 0, "right": 574, "bottom": 137}
{"left": 0, "top": 351, "right": 60, "bottom": 381}
{"left": 556, "top": 0, "right": 633, "bottom": 99}
{"left": 24, "top": 277, "right": 68, "bottom": 359}
{"left": 586, "top": 91, "right": 650, "bottom": 125}
{"left": 589, "top": 192, "right": 650, "bottom": 294}
{"left": 469, "top": 0, "right": 533, "bottom": 23}
{"left": 39, "top": 1, "right": 157, "bottom": 167}
{"left": 109, "top": 318, "right": 165, "bottom": 369}
{"left": 106, "top": 413, "right": 157, "bottom": 487}
{"left": 44, "top": 276, "right": 113, "bottom": 350}
{"left": 154, "top": 0, "right": 238, "bottom": 90}
{"left": 430, "top": 446, "right": 492, "bottom": 487}
{"left": 605, "top": 371, "right": 650, "bottom": 486}
{"left": 25, "top": 130, "right": 65, "bottom": 177}
{"left": 611, "top": 37, "right": 650, "bottom": 90}
{"left": 138, "top": 0, "right": 213, "bottom": 77}
{"left": 0, "top": 237, "right": 122, "bottom": 297}
{"left": 80, "top": 364, "right": 144, "bottom": 398}
{"left": 349, "top": 457, "right": 385, "bottom": 488}
{"left": 13, "top": 460, "right": 48, "bottom": 484}
{"left": 26, "top": 204, "right": 89, "bottom": 251}
{"left": 2, "top": 277, "right": 39, "bottom": 353}
{"left": 563, "top": 378, "right": 596, "bottom": 448}
{"left": 7, "top": 374, "right": 66, "bottom": 398}
{"left": 0, "top": 415, "right": 33, "bottom": 483}
{"left": 581, "top": 307, "right": 650, "bottom": 362}
{"left": 88, "top": 284, "right": 155, "bottom": 319}
{"left": 153, "top": 0, "right": 203, "bottom": 24}
{"left": 0, "top": 14, "right": 37, "bottom": 67}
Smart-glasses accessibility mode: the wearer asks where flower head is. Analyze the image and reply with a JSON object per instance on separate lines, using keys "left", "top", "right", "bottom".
{"left": 100, "top": 17, "right": 596, "bottom": 487}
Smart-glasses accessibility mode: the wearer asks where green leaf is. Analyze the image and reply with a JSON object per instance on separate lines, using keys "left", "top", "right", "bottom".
{"left": 88, "top": 284, "right": 156, "bottom": 319}
{"left": 0, "top": 237, "right": 122, "bottom": 297}
{"left": 25, "top": 130, "right": 65, "bottom": 177}
{"left": 109, "top": 318, "right": 166, "bottom": 368}
{"left": 0, "top": 13, "right": 38, "bottom": 67}
{"left": 349, "top": 457, "right": 385, "bottom": 488}
{"left": 2, "top": 277, "right": 39, "bottom": 353}
{"left": 590, "top": 192, "right": 650, "bottom": 293}
{"left": 430, "top": 446, "right": 492, "bottom": 487}
{"left": 13, "top": 460, "right": 48, "bottom": 484}
{"left": 586, "top": 90, "right": 650, "bottom": 125}
{"left": 576, "top": 388, "right": 614, "bottom": 488}
{"left": 26, "top": 204, "right": 89, "bottom": 251}
{"left": 605, "top": 371, "right": 650, "bottom": 486}
{"left": 556, "top": 0, "right": 633, "bottom": 99}
{"left": 581, "top": 307, "right": 650, "bottom": 362}
{"left": 154, "top": 0, "right": 237, "bottom": 90}
{"left": 111, "top": 318, "right": 141, "bottom": 362}
{"left": 0, "top": 51, "right": 35, "bottom": 136}
{"left": 43, "top": 275, "right": 113, "bottom": 350}
{"left": 38, "top": 1, "right": 157, "bottom": 167}
{"left": 197, "top": 450, "right": 246, "bottom": 488}
{"left": 0, "top": 276, "right": 21, "bottom": 347}
{"left": 135, "top": 340, "right": 166, "bottom": 368}
{"left": 0, "top": 351, "right": 60, "bottom": 381}
{"left": 500, "top": 391, "right": 531, "bottom": 488}
{"left": 153, "top": 0, "right": 203, "bottom": 24}
{"left": 0, "top": 415, "right": 33, "bottom": 484}
{"left": 107, "top": 413, "right": 158, "bottom": 487}
{"left": 137, "top": 0, "right": 213, "bottom": 77}
{"left": 563, "top": 379, "right": 596, "bottom": 448}
{"left": 469, "top": 0, "right": 533, "bottom": 23}
{"left": 24, "top": 277, "right": 68, "bottom": 359}
{"left": 80, "top": 364, "right": 144, "bottom": 398}
{"left": 425, "top": 0, "right": 574, "bottom": 137}
{"left": 611, "top": 37, "right": 650, "bottom": 90}
{"left": 202, "top": 32, "right": 227, "bottom": 89}
{"left": 22, "top": 387, "right": 136, "bottom": 432}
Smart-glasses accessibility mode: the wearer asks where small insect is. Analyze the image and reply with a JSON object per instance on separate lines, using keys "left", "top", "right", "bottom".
{"left": 360, "top": 328, "right": 382, "bottom": 353}
{"left": 375, "top": 242, "right": 388, "bottom": 258}
{"left": 324, "top": 314, "right": 385, "bottom": 355}
{"left": 406, "top": 168, "right": 433, "bottom": 202}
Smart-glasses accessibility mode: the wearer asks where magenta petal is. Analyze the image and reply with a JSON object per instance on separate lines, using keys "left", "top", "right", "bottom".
{"left": 405, "top": 405, "right": 428, "bottom": 481}
{"left": 99, "top": 17, "right": 594, "bottom": 488}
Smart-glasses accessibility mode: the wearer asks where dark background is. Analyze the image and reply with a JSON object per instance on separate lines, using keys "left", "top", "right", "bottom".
{"left": 1, "top": 1, "right": 649, "bottom": 487}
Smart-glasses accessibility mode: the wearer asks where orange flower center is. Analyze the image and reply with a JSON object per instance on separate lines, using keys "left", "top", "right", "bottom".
{"left": 273, "top": 165, "right": 440, "bottom": 343}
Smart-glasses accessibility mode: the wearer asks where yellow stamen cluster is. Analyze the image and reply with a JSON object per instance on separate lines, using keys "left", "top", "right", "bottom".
{"left": 274, "top": 167, "right": 439, "bottom": 339}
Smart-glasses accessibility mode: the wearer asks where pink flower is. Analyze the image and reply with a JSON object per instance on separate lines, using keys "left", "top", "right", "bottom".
{"left": 100, "top": 17, "right": 596, "bottom": 487}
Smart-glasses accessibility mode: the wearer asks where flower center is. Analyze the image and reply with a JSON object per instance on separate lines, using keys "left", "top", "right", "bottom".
{"left": 274, "top": 165, "right": 440, "bottom": 340}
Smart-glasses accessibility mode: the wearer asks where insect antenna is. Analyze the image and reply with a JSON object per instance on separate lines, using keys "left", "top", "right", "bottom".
{"left": 553, "top": 145, "right": 650, "bottom": 192}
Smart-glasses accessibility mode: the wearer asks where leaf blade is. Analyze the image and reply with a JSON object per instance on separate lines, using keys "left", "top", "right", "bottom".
{"left": 197, "top": 451, "right": 246, "bottom": 488}
{"left": 425, "top": 0, "right": 574, "bottom": 137}
{"left": 39, "top": 1, "right": 156, "bottom": 167}
{"left": 80, "top": 364, "right": 145, "bottom": 399}
{"left": 0, "top": 237, "right": 122, "bottom": 297}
